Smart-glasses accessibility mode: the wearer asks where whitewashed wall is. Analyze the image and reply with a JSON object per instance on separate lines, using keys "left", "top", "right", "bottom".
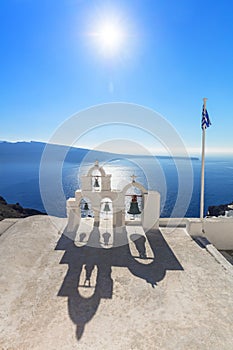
{"left": 186, "top": 218, "right": 233, "bottom": 250}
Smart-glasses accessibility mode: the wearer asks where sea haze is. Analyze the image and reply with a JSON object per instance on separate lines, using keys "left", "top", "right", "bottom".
{"left": 0, "top": 141, "right": 233, "bottom": 218}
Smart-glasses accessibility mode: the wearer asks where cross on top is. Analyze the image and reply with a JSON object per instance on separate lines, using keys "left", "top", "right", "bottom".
{"left": 131, "top": 174, "right": 137, "bottom": 183}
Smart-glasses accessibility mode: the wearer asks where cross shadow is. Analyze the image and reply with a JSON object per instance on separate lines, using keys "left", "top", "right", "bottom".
{"left": 56, "top": 227, "right": 183, "bottom": 341}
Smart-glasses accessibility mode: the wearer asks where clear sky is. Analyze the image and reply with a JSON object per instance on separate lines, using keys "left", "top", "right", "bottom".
{"left": 1, "top": 0, "right": 233, "bottom": 155}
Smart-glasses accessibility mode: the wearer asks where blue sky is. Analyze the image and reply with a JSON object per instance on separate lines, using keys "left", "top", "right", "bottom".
{"left": 1, "top": 0, "right": 233, "bottom": 155}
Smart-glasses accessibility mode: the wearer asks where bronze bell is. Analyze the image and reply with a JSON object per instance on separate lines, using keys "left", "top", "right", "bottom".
{"left": 84, "top": 202, "right": 89, "bottom": 211}
{"left": 103, "top": 202, "right": 111, "bottom": 212}
{"left": 127, "top": 195, "right": 141, "bottom": 215}
{"left": 94, "top": 176, "right": 100, "bottom": 187}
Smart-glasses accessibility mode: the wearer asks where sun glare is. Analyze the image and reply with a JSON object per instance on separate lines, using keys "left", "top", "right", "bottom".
{"left": 90, "top": 18, "right": 126, "bottom": 56}
{"left": 96, "top": 22, "right": 124, "bottom": 52}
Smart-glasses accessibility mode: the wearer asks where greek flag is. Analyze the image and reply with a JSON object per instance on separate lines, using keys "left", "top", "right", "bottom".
{"left": 201, "top": 105, "right": 211, "bottom": 129}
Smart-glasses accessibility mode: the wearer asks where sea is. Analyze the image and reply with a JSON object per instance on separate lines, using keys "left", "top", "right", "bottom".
{"left": 1, "top": 155, "right": 233, "bottom": 218}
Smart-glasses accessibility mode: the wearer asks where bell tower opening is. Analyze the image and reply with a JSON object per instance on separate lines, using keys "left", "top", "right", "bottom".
{"left": 92, "top": 170, "right": 101, "bottom": 192}
{"left": 100, "top": 197, "right": 113, "bottom": 220}
{"left": 125, "top": 186, "right": 143, "bottom": 221}
{"left": 80, "top": 198, "right": 93, "bottom": 218}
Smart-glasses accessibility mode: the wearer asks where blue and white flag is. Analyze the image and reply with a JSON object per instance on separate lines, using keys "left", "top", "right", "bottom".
{"left": 201, "top": 105, "right": 211, "bottom": 129}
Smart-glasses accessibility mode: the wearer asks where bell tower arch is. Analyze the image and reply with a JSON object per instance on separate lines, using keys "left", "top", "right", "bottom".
{"left": 66, "top": 162, "right": 160, "bottom": 234}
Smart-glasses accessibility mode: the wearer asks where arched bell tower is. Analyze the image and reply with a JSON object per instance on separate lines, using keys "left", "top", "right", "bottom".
{"left": 66, "top": 161, "right": 160, "bottom": 234}
{"left": 122, "top": 176, "right": 160, "bottom": 231}
{"left": 80, "top": 160, "right": 112, "bottom": 192}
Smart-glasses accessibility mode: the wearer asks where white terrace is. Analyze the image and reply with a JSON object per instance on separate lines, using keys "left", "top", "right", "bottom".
{"left": 0, "top": 215, "right": 233, "bottom": 349}
{"left": 0, "top": 162, "right": 233, "bottom": 349}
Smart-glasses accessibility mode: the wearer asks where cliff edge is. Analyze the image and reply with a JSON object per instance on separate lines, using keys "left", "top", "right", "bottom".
{"left": 0, "top": 196, "right": 46, "bottom": 221}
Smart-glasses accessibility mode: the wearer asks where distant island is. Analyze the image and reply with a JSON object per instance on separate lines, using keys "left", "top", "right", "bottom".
{"left": 0, "top": 196, "right": 46, "bottom": 221}
{"left": 0, "top": 140, "right": 199, "bottom": 162}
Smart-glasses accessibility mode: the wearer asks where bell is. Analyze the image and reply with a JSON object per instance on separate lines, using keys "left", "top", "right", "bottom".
{"left": 83, "top": 202, "right": 89, "bottom": 211}
{"left": 94, "top": 177, "right": 100, "bottom": 188}
{"left": 103, "top": 202, "right": 111, "bottom": 212}
{"left": 127, "top": 195, "right": 141, "bottom": 215}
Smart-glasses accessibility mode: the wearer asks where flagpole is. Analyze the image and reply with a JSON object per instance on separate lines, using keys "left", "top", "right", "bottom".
{"left": 200, "top": 97, "right": 207, "bottom": 219}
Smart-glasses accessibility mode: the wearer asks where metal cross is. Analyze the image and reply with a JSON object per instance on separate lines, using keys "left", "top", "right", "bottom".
{"left": 131, "top": 174, "right": 137, "bottom": 183}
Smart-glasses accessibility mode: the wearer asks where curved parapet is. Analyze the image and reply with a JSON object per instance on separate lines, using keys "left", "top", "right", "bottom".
{"left": 87, "top": 160, "right": 106, "bottom": 177}
{"left": 122, "top": 181, "right": 147, "bottom": 196}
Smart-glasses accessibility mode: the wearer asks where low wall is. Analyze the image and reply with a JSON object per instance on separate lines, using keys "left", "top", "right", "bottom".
{"left": 186, "top": 217, "right": 233, "bottom": 250}
{"left": 159, "top": 218, "right": 187, "bottom": 227}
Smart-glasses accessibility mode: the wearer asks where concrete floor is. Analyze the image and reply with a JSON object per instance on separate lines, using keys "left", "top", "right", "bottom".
{"left": 0, "top": 215, "right": 233, "bottom": 350}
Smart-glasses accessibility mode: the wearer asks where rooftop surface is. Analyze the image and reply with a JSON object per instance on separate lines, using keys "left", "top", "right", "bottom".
{"left": 0, "top": 216, "right": 233, "bottom": 349}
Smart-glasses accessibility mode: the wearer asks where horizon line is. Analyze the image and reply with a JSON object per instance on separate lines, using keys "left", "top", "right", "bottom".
{"left": 1, "top": 139, "right": 233, "bottom": 157}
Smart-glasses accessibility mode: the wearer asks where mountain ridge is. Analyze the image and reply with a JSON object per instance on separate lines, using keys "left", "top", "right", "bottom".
{"left": 0, "top": 141, "right": 199, "bottom": 161}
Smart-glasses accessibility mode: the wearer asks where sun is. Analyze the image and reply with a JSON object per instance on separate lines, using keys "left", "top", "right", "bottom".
{"left": 92, "top": 20, "right": 125, "bottom": 56}
{"left": 97, "top": 22, "right": 123, "bottom": 49}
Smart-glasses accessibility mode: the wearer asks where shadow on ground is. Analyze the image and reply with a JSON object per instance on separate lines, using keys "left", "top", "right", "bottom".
{"left": 55, "top": 227, "right": 183, "bottom": 341}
